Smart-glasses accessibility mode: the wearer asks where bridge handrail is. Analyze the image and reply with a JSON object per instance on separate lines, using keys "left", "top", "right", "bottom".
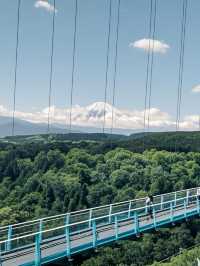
{"left": 0, "top": 197, "right": 146, "bottom": 230}
{"left": 0, "top": 193, "right": 197, "bottom": 246}
{"left": 0, "top": 186, "right": 197, "bottom": 231}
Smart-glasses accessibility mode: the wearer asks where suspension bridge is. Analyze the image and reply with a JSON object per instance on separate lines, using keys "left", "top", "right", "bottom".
{"left": 0, "top": 0, "right": 197, "bottom": 265}
{"left": 0, "top": 187, "right": 200, "bottom": 265}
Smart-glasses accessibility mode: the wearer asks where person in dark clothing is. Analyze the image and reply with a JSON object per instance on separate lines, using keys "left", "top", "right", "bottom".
{"left": 146, "top": 195, "right": 154, "bottom": 219}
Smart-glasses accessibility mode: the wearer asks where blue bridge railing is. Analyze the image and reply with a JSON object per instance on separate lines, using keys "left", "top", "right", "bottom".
{"left": 0, "top": 187, "right": 199, "bottom": 265}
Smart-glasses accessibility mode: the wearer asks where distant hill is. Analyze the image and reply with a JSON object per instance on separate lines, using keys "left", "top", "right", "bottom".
{"left": 118, "top": 131, "right": 200, "bottom": 152}
{"left": 0, "top": 116, "right": 70, "bottom": 137}
{"left": 0, "top": 116, "right": 135, "bottom": 138}
{"left": 2, "top": 128, "right": 200, "bottom": 153}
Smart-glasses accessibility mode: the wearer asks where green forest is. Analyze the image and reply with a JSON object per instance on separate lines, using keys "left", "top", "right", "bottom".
{"left": 152, "top": 245, "right": 200, "bottom": 266}
{"left": 1, "top": 132, "right": 200, "bottom": 265}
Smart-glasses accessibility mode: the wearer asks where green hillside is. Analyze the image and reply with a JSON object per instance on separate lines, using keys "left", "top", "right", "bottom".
{"left": 151, "top": 245, "right": 200, "bottom": 266}
{"left": 1, "top": 134, "right": 200, "bottom": 265}
{"left": 2, "top": 131, "right": 200, "bottom": 153}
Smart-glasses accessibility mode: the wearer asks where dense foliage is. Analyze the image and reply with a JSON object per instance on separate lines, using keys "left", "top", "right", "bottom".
{"left": 1, "top": 136, "right": 200, "bottom": 265}
{"left": 152, "top": 244, "right": 200, "bottom": 266}
{"left": 3, "top": 131, "right": 200, "bottom": 153}
{"left": 1, "top": 141, "right": 200, "bottom": 225}
{"left": 81, "top": 221, "right": 200, "bottom": 266}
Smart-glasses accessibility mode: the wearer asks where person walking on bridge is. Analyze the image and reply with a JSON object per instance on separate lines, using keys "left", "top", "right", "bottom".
{"left": 146, "top": 195, "right": 154, "bottom": 219}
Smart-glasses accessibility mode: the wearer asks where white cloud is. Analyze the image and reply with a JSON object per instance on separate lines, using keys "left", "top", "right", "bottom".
{"left": 0, "top": 102, "right": 172, "bottom": 130}
{"left": 34, "top": 0, "right": 57, "bottom": 13}
{"left": 130, "top": 38, "right": 170, "bottom": 54}
{"left": 0, "top": 105, "right": 9, "bottom": 116}
{"left": 179, "top": 115, "right": 200, "bottom": 130}
{"left": 192, "top": 85, "right": 200, "bottom": 93}
{"left": 1, "top": 102, "right": 200, "bottom": 131}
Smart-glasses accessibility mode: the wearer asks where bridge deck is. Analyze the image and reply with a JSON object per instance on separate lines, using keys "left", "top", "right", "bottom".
{"left": 0, "top": 188, "right": 199, "bottom": 266}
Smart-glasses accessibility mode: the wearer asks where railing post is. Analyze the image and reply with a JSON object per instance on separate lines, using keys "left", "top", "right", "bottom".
{"left": 174, "top": 192, "right": 177, "bottom": 207}
{"left": 197, "top": 197, "right": 200, "bottom": 215}
{"left": 65, "top": 214, "right": 71, "bottom": 257}
{"left": 6, "top": 225, "right": 12, "bottom": 251}
{"left": 35, "top": 233, "right": 41, "bottom": 266}
{"left": 145, "top": 203, "right": 148, "bottom": 215}
{"left": 186, "top": 190, "right": 189, "bottom": 205}
{"left": 0, "top": 242, "right": 2, "bottom": 266}
{"left": 66, "top": 213, "right": 70, "bottom": 225}
{"left": 170, "top": 201, "right": 173, "bottom": 222}
{"left": 184, "top": 199, "right": 187, "bottom": 219}
{"left": 89, "top": 209, "right": 93, "bottom": 228}
{"left": 128, "top": 201, "right": 132, "bottom": 218}
{"left": 134, "top": 212, "right": 139, "bottom": 235}
{"left": 109, "top": 204, "right": 112, "bottom": 223}
{"left": 92, "top": 220, "right": 97, "bottom": 248}
{"left": 114, "top": 216, "right": 118, "bottom": 240}
{"left": 153, "top": 207, "right": 156, "bottom": 228}
{"left": 161, "top": 195, "right": 164, "bottom": 210}
{"left": 65, "top": 213, "right": 70, "bottom": 239}
{"left": 39, "top": 219, "right": 43, "bottom": 242}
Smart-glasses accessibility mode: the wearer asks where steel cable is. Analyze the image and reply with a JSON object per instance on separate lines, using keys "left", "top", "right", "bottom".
{"left": 147, "top": 0, "right": 157, "bottom": 131}
{"left": 174, "top": 0, "right": 188, "bottom": 152}
{"left": 12, "top": 0, "right": 21, "bottom": 136}
{"left": 103, "top": 0, "right": 112, "bottom": 134}
{"left": 47, "top": 0, "right": 56, "bottom": 133}
{"left": 176, "top": 0, "right": 188, "bottom": 131}
{"left": 110, "top": 0, "right": 121, "bottom": 135}
{"left": 69, "top": 0, "right": 78, "bottom": 133}
{"left": 143, "top": 0, "right": 153, "bottom": 150}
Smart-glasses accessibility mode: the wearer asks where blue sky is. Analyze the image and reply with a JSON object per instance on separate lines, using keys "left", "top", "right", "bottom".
{"left": 0, "top": 0, "right": 200, "bottom": 130}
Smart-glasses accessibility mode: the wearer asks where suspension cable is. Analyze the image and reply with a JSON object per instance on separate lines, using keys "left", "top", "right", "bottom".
{"left": 12, "top": 0, "right": 21, "bottom": 136}
{"left": 179, "top": 0, "right": 188, "bottom": 130}
{"left": 47, "top": 0, "right": 56, "bottom": 133}
{"left": 176, "top": 0, "right": 188, "bottom": 132}
{"left": 143, "top": 0, "right": 153, "bottom": 149}
{"left": 103, "top": 0, "right": 112, "bottom": 134}
{"left": 179, "top": 0, "right": 188, "bottom": 123}
{"left": 110, "top": 0, "right": 121, "bottom": 135}
{"left": 147, "top": 0, "right": 157, "bottom": 131}
{"left": 69, "top": 0, "right": 78, "bottom": 133}
{"left": 176, "top": 0, "right": 185, "bottom": 131}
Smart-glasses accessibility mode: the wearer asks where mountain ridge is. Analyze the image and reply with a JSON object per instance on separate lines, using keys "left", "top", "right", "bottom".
{"left": 0, "top": 115, "right": 139, "bottom": 137}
